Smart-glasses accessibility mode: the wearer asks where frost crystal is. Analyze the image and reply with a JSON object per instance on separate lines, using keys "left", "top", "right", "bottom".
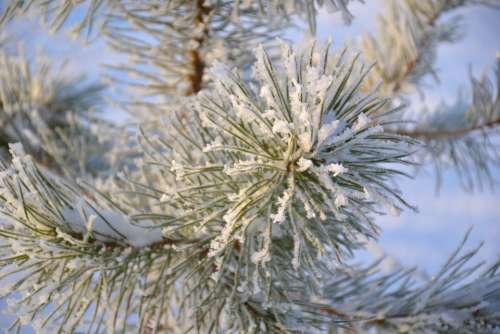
{"left": 325, "top": 163, "right": 348, "bottom": 176}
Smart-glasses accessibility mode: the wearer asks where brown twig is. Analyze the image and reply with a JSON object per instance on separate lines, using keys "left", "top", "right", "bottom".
{"left": 389, "top": 118, "right": 500, "bottom": 140}
{"left": 185, "top": 0, "right": 212, "bottom": 96}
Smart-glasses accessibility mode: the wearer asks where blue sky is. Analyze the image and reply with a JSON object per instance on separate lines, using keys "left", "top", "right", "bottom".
{"left": 1, "top": 1, "right": 500, "bottom": 331}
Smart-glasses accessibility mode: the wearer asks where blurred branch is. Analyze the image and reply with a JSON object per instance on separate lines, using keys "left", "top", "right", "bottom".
{"left": 0, "top": 48, "right": 109, "bottom": 177}
{"left": 186, "top": 0, "right": 212, "bottom": 95}
{"left": 359, "top": 0, "right": 489, "bottom": 97}
{"left": 391, "top": 58, "right": 500, "bottom": 190}
{"left": 392, "top": 117, "right": 500, "bottom": 139}
{"left": 305, "top": 230, "right": 500, "bottom": 333}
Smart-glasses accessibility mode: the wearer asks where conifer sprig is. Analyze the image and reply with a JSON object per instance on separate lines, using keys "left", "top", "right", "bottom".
{"left": 123, "top": 42, "right": 419, "bottom": 332}
{"left": 0, "top": 1, "right": 499, "bottom": 333}
{"left": 0, "top": 50, "right": 106, "bottom": 176}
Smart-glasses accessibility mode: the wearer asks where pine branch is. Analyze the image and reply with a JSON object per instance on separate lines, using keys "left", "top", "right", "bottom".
{"left": 390, "top": 58, "right": 500, "bottom": 190}
{"left": 360, "top": 0, "right": 499, "bottom": 97}
{"left": 304, "top": 230, "right": 500, "bottom": 333}
{"left": 101, "top": 1, "right": 291, "bottom": 105}
{"left": 117, "top": 40, "right": 420, "bottom": 332}
{"left": 2, "top": 2, "right": 500, "bottom": 332}
{"left": 186, "top": 0, "right": 212, "bottom": 96}
{"left": 392, "top": 117, "right": 500, "bottom": 139}
{"left": 0, "top": 134, "right": 287, "bottom": 332}
{"left": 264, "top": 0, "right": 360, "bottom": 32}
{"left": 360, "top": 0, "right": 469, "bottom": 97}
{"left": 359, "top": 0, "right": 500, "bottom": 190}
{"left": 0, "top": 0, "right": 359, "bottom": 38}
{"left": 0, "top": 144, "right": 206, "bottom": 333}
{"left": 0, "top": 0, "right": 111, "bottom": 37}
{"left": 387, "top": 3, "right": 442, "bottom": 96}
{"left": 0, "top": 49, "right": 107, "bottom": 177}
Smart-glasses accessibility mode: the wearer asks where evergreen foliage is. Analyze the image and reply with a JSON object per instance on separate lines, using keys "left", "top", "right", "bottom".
{"left": 0, "top": 0, "right": 499, "bottom": 333}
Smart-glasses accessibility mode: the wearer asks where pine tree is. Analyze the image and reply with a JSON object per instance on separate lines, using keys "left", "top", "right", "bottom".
{"left": 0, "top": 1, "right": 499, "bottom": 333}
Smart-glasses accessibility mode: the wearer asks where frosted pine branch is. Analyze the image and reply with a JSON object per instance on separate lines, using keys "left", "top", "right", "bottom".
{"left": 0, "top": 2, "right": 498, "bottom": 333}
{"left": 359, "top": 0, "right": 483, "bottom": 97}
{"left": 282, "top": 230, "right": 500, "bottom": 333}
{"left": 1, "top": 0, "right": 361, "bottom": 104}
{"left": 0, "top": 49, "right": 106, "bottom": 177}
{"left": 102, "top": 0, "right": 287, "bottom": 101}
{"left": 0, "top": 0, "right": 360, "bottom": 37}
{"left": 0, "top": 144, "right": 183, "bottom": 333}
{"left": 360, "top": 0, "right": 500, "bottom": 190}
{"left": 391, "top": 58, "right": 500, "bottom": 190}
{"left": 199, "top": 40, "right": 416, "bottom": 262}
{"left": 122, "top": 41, "right": 419, "bottom": 331}
{"left": 261, "top": 0, "right": 362, "bottom": 32}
